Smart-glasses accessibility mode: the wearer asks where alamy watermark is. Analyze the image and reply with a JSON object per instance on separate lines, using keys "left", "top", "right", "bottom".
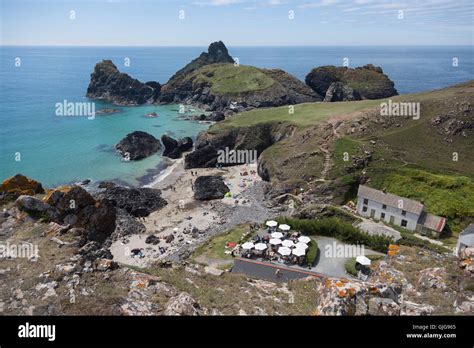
{"left": 55, "top": 99, "right": 96, "bottom": 120}
{"left": 380, "top": 99, "right": 420, "bottom": 120}
{"left": 217, "top": 147, "right": 257, "bottom": 164}
{"left": 0, "top": 242, "right": 39, "bottom": 260}
{"left": 324, "top": 242, "right": 365, "bottom": 258}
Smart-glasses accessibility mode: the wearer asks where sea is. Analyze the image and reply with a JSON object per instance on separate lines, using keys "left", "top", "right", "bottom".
{"left": 1, "top": 46, "right": 473, "bottom": 188}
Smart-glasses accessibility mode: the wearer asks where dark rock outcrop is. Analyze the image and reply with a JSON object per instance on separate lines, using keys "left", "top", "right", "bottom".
{"left": 96, "top": 186, "right": 167, "bottom": 217}
{"left": 178, "top": 137, "right": 194, "bottom": 152}
{"left": 161, "top": 135, "right": 181, "bottom": 159}
{"left": 185, "top": 122, "right": 295, "bottom": 168}
{"left": 43, "top": 186, "right": 116, "bottom": 243}
{"left": 115, "top": 131, "right": 161, "bottom": 160}
{"left": 86, "top": 60, "right": 160, "bottom": 105}
{"left": 161, "top": 135, "right": 194, "bottom": 159}
{"left": 305, "top": 64, "right": 397, "bottom": 101}
{"left": 194, "top": 176, "right": 230, "bottom": 200}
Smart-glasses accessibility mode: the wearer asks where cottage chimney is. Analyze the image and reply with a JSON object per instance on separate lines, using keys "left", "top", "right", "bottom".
{"left": 382, "top": 187, "right": 387, "bottom": 194}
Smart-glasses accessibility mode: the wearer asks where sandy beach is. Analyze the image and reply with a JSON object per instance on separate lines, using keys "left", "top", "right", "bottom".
{"left": 110, "top": 158, "right": 274, "bottom": 268}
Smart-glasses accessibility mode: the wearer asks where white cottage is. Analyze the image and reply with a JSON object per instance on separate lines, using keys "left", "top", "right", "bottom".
{"left": 356, "top": 185, "right": 446, "bottom": 237}
{"left": 456, "top": 224, "right": 474, "bottom": 256}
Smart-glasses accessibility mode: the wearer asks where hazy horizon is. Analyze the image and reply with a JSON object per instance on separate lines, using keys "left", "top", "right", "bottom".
{"left": 1, "top": 0, "right": 473, "bottom": 46}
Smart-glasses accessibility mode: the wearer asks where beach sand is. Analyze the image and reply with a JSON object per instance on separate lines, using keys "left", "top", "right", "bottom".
{"left": 110, "top": 159, "right": 270, "bottom": 268}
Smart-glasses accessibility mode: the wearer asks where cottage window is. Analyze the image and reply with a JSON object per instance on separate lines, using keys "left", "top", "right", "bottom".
{"left": 401, "top": 219, "right": 408, "bottom": 227}
{"left": 362, "top": 206, "right": 368, "bottom": 213}
{"left": 402, "top": 210, "right": 406, "bottom": 216}
{"left": 363, "top": 198, "right": 368, "bottom": 205}
{"left": 382, "top": 204, "right": 387, "bottom": 210}
{"left": 381, "top": 212, "right": 385, "bottom": 219}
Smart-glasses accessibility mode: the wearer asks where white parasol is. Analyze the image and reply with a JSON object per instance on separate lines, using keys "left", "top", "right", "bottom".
{"left": 278, "top": 224, "right": 291, "bottom": 231}
{"left": 269, "top": 238, "right": 282, "bottom": 245}
{"left": 241, "top": 242, "right": 255, "bottom": 250}
{"left": 298, "top": 236, "right": 311, "bottom": 244}
{"left": 271, "top": 232, "right": 284, "bottom": 239}
{"left": 278, "top": 246, "right": 292, "bottom": 256}
{"left": 282, "top": 240, "right": 295, "bottom": 248}
{"left": 356, "top": 255, "right": 372, "bottom": 266}
{"left": 294, "top": 242, "right": 308, "bottom": 250}
{"left": 265, "top": 220, "right": 278, "bottom": 227}
{"left": 292, "top": 248, "right": 306, "bottom": 257}
{"left": 255, "top": 243, "right": 268, "bottom": 251}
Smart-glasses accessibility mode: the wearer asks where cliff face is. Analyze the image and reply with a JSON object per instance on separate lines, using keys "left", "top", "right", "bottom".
{"left": 86, "top": 60, "right": 161, "bottom": 105}
{"left": 305, "top": 64, "right": 398, "bottom": 101}
{"left": 184, "top": 122, "right": 296, "bottom": 169}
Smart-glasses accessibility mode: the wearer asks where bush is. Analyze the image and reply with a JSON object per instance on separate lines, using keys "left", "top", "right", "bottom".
{"left": 306, "top": 239, "right": 318, "bottom": 265}
{"left": 398, "top": 230, "right": 451, "bottom": 254}
{"left": 276, "top": 217, "right": 392, "bottom": 253}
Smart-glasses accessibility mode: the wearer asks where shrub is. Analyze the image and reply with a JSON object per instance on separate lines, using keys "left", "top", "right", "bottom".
{"left": 306, "top": 240, "right": 318, "bottom": 265}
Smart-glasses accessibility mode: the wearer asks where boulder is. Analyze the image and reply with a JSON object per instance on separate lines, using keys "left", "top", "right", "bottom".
{"left": 86, "top": 60, "right": 160, "bottom": 105}
{"left": 43, "top": 186, "right": 96, "bottom": 215}
{"left": 161, "top": 134, "right": 182, "bottom": 159}
{"left": 94, "top": 259, "right": 119, "bottom": 272}
{"left": 305, "top": 64, "right": 398, "bottom": 101}
{"left": 115, "top": 131, "right": 161, "bottom": 160}
{"left": 145, "top": 235, "right": 160, "bottom": 245}
{"left": 204, "top": 266, "right": 224, "bottom": 276}
{"left": 194, "top": 176, "right": 230, "bottom": 200}
{"left": 15, "top": 195, "right": 54, "bottom": 218}
{"left": 417, "top": 267, "right": 447, "bottom": 290}
{"left": 0, "top": 174, "right": 44, "bottom": 203}
{"left": 96, "top": 186, "right": 167, "bottom": 217}
{"left": 184, "top": 142, "right": 219, "bottom": 169}
{"left": 207, "top": 111, "right": 225, "bottom": 122}
{"left": 164, "top": 292, "right": 202, "bottom": 316}
{"left": 400, "top": 301, "right": 434, "bottom": 316}
{"left": 368, "top": 297, "right": 400, "bottom": 316}
{"left": 178, "top": 137, "right": 193, "bottom": 152}
{"left": 43, "top": 186, "right": 116, "bottom": 243}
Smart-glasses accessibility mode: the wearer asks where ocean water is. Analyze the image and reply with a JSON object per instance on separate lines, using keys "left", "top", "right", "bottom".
{"left": 1, "top": 46, "right": 473, "bottom": 187}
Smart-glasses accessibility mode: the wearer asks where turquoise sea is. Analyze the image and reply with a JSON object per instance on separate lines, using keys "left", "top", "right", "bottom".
{"left": 0, "top": 46, "right": 473, "bottom": 187}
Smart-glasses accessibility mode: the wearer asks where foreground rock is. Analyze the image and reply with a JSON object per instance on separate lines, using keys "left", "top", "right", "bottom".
{"left": 194, "top": 176, "right": 230, "bottom": 200}
{"left": 15, "top": 195, "right": 54, "bottom": 219}
{"left": 43, "top": 186, "right": 116, "bottom": 243}
{"left": 86, "top": 60, "right": 160, "bottom": 105}
{"left": 97, "top": 186, "right": 167, "bottom": 217}
{"left": 115, "top": 131, "right": 161, "bottom": 160}
{"left": 164, "top": 292, "right": 202, "bottom": 316}
{"left": 0, "top": 174, "right": 44, "bottom": 203}
{"left": 305, "top": 64, "right": 397, "bottom": 101}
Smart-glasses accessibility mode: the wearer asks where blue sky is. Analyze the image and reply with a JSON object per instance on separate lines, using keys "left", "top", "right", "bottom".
{"left": 1, "top": 0, "right": 473, "bottom": 46}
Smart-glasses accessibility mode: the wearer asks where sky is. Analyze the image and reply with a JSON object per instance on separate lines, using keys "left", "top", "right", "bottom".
{"left": 0, "top": 0, "right": 473, "bottom": 46}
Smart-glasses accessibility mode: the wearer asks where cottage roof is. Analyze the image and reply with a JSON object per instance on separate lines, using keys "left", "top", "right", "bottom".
{"left": 357, "top": 185, "right": 424, "bottom": 215}
{"left": 422, "top": 213, "right": 446, "bottom": 233}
